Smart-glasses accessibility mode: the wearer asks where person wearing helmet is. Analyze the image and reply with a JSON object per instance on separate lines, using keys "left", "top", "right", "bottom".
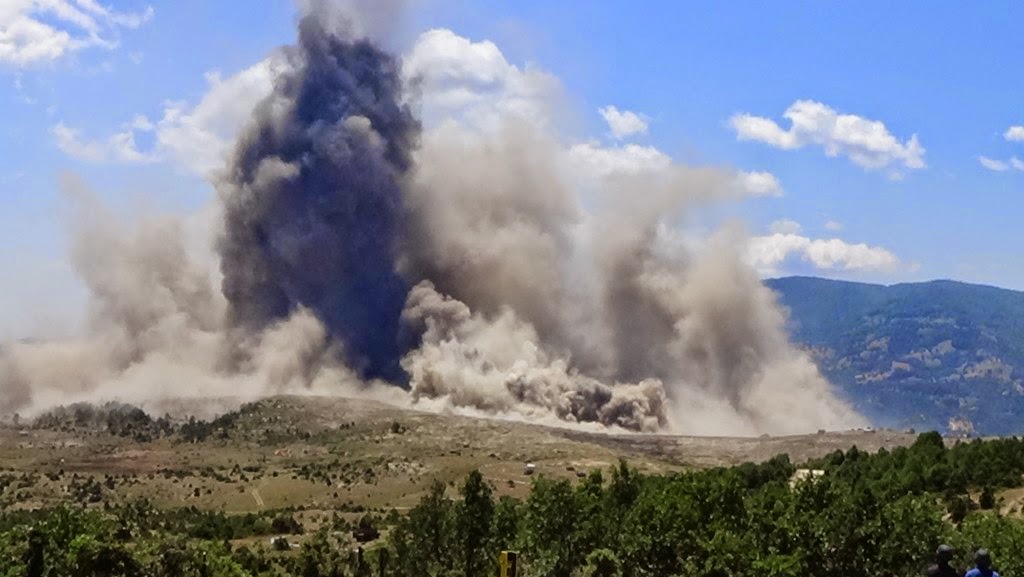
{"left": 927, "top": 544, "right": 962, "bottom": 577}
{"left": 965, "top": 549, "right": 999, "bottom": 577}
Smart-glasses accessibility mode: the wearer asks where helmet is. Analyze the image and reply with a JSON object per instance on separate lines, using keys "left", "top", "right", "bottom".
{"left": 936, "top": 544, "right": 954, "bottom": 563}
{"left": 975, "top": 549, "right": 991, "bottom": 569}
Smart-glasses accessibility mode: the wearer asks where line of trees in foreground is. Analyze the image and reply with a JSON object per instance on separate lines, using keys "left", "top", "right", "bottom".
{"left": 3, "top": 432, "right": 1024, "bottom": 576}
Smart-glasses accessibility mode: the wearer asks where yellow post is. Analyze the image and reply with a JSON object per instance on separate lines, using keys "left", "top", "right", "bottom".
{"left": 499, "top": 551, "right": 518, "bottom": 577}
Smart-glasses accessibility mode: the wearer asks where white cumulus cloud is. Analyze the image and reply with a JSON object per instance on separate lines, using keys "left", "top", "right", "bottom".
{"left": 824, "top": 220, "right": 844, "bottom": 232}
{"left": 52, "top": 123, "right": 104, "bottom": 162}
{"left": 154, "top": 56, "right": 287, "bottom": 175}
{"left": 748, "top": 224, "right": 900, "bottom": 274}
{"left": 567, "top": 141, "right": 671, "bottom": 179}
{"left": 730, "top": 100, "right": 925, "bottom": 175}
{"left": 768, "top": 219, "right": 801, "bottom": 235}
{"left": 599, "top": 105, "right": 649, "bottom": 139}
{"left": 402, "top": 28, "right": 560, "bottom": 132}
{"left": 978, "top": 155, "right": 1024, "bottom": 172}
{"left": 735, "top": 170, "right": 783, "bottom": 197}
{"left": 979, "top": 156, "right": 1010, "bottom": 172}
{"left": 978, "top": 119, "right": 1024, "bottom": 174}
{"left": 0, "top": 0, "right": 153, "bottom": 67}
{"left": 52, "top": 121, "right": 154, "bottom": 164}
{"left": 51, "top": 54, "right": 287, "bottom": 176}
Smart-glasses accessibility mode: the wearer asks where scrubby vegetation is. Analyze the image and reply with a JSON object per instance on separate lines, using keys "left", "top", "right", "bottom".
{"left": 29, "top": 400, "right": 319, "bottom": 445}
{"left": 386, "top": 448, "right": 1024, "bottom": 577}
{"left": 767, "top": 276, "right": 1024, "bottom": 435}
{"left": 2, "top": 432, "right": 1024, "bottom": 576}
{"left": 32, "top": 402, "right": 176, "bottom": 442}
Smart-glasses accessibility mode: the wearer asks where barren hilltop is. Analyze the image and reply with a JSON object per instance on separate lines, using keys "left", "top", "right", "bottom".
{"left": 0, "top": 395, "right": 915, "bottom": 513}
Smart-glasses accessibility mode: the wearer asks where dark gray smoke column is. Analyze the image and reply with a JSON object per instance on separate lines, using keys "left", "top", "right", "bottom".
{"left": 219, "top": 14, "right": 419, "bottom": 381}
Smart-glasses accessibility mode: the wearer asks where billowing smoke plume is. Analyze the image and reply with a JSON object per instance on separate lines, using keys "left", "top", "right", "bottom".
{"left": 219, "top": 14, "right": 418, "bottom": 380}
{"left": 0, "top": 178, "right": 386, "bottom": 416}
{"left": 398, "top": 120, "right": 864, "bottom": 434}
{"left": 0, "top": 4, "right": 867, "bottom": 435}
{"left": 401, "top": 280, "right": 668, "bottom": 432}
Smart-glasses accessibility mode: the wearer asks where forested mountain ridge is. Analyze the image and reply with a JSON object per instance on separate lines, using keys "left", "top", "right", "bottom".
{"left": 766, "top": 276, "right": 1024, "bottom": 435}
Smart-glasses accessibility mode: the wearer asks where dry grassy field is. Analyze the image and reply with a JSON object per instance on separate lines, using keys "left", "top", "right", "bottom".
{"left": 0, "top": 395, "right": 920, "bottom": 515}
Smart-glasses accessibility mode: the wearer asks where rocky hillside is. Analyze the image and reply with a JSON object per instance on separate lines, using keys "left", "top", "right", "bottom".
{"left": 766, "top": 277, "right": 1024, "bottom": 435}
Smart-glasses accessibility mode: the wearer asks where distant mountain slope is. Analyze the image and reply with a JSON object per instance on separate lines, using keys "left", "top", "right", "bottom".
{"left": 765, "top": 277, "right": 1024, "bottom": 435}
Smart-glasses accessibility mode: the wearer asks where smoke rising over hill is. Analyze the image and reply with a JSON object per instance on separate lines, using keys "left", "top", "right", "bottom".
{"left": 0, "top": 3, "right": 866, "bottom": 435}
{"left": 219, "top": 14, "right": 418, "bottom": 381}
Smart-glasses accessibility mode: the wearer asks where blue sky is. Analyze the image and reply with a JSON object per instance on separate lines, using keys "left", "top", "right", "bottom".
{"left": 2, "top": 0, "right": 1023, "bottom": 338}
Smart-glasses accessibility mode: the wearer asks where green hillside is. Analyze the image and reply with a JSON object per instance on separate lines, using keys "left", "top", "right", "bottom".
{"left": 766, "top": 277, "right": 1024, "bottom": 435}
